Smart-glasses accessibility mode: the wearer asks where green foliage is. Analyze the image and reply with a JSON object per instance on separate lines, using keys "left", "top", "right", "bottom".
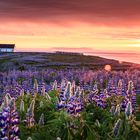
{"left": 15, "top": 91, "right": 140, "bottom": 140}
{"left": 16, "top": 91, "right": 58, "bottom": 140}
{"left": 136, "top": 94, "right": 140, "bottom": 121}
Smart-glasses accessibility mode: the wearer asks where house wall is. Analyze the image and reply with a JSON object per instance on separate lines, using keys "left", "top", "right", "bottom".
{"left": 0, "top": 48, "right": 14, "bottom": 52}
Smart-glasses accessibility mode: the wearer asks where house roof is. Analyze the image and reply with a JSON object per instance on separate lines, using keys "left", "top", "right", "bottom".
{"left": 0, "top": 44, "right": 15, "bottom": 48}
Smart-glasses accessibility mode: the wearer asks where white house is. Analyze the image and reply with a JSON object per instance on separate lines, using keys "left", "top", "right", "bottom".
{"left": 0, "top": 44, "right": 15, "bottom": 52}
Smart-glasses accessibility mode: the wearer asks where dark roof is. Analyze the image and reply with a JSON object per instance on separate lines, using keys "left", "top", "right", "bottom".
{"left": 0, "top": 44, "right": 15, "bottom": 48}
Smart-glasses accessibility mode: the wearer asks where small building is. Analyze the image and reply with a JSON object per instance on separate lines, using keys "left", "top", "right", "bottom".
{"left": 55, "top": 51, "right": 83, "bottom": 56}
{"left": 0, "top": 44, "right": 15, "bottom": 52}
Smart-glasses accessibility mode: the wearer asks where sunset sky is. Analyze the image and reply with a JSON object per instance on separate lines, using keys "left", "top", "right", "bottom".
{"left": 0, "top": 0, "right": 140, "bottom": 63}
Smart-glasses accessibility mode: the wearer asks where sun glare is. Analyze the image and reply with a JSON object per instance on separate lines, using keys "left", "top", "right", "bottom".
{"left": 104, "top": 65, "right": 112, "bottom": 71}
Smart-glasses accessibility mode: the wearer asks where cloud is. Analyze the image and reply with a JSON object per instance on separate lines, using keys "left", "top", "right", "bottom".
{"left": 0, "top": 0, "right": 140, "bottom": 27}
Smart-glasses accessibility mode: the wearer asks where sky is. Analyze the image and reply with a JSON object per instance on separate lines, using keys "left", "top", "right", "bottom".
{"left": 0, "top": 0, "right": 140, "bottom": 63}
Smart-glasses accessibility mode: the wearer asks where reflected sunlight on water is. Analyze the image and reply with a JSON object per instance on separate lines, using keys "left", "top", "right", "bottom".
{"left": 85, "top": 53, "right": 140, "bottom": 64}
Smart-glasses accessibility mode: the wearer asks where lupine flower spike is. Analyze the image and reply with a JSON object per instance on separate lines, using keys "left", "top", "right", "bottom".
{"left": 125, "top": 101, "right": 132, "bottom": 119}
{"left": 38, "top": 113, "right": 45, "bottom": 125}
{"left": 113, "top": 119, "right": 122, "bottom": 136}
{"left": 26, "top": 99, "right": 35, "bottom": 128}
{"left": 20, "top": 100, "right": 25, "bottom": 112}
{"left": 27, "top": 137, "right": 32, "bottom": 140}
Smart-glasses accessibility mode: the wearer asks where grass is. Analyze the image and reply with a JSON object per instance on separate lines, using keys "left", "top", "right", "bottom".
{"left": 136, "top": 94, "right": 140, "bottom": 121}
{"left": 0, "top": 52, "right": 136, "bottom": 71}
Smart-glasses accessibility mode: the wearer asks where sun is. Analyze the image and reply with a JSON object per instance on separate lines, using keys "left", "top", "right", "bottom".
{"left": 104, "top": 65, "right": 112, "bottom": 71}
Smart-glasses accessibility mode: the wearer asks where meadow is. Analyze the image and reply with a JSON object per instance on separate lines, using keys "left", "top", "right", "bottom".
{"left": 0, "top": 53, "right": 140, "bottom": 140}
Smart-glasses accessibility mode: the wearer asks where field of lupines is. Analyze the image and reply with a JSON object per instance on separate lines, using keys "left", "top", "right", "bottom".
{"left": 0, "top": 69, "right": 140, "bottom": 140}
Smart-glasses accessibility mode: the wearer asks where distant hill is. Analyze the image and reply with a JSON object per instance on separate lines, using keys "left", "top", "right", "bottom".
{"left": 0, "top": 52, "right": 139, "bottom": 71}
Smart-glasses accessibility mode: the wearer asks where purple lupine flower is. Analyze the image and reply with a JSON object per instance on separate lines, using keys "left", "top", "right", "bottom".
{"left": 0, "top": 97, "right": 20, "bottom": 140}
{"left": 127, "top": 81, "right": 134, "bottom": 95}
{"left": 125, "top": 101, "right": 132, "bottom": 118}
{"left": 113, "top": 119, "right": 122, "bottom": 136}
